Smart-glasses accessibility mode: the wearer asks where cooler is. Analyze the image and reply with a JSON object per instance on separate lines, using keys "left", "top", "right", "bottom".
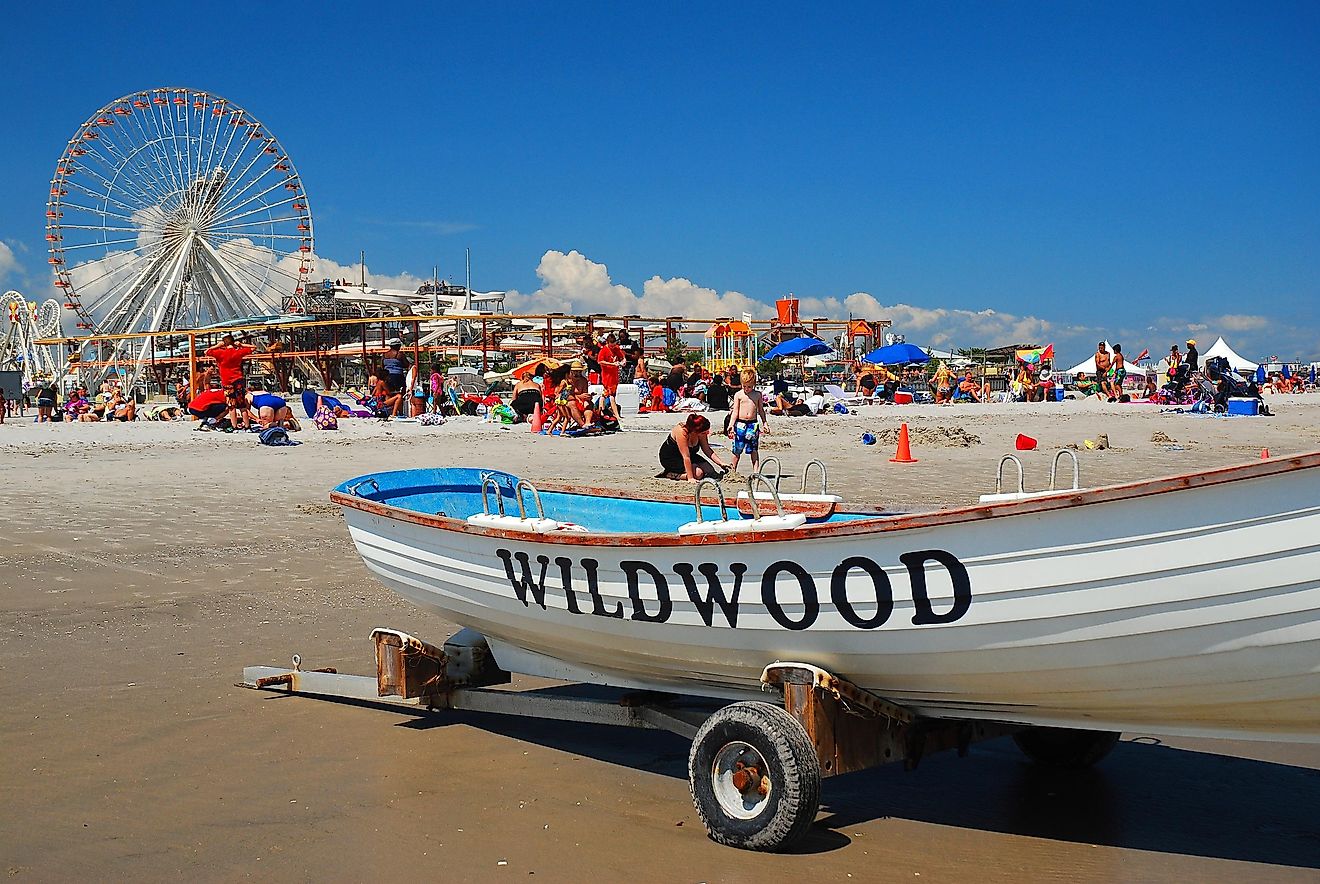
{"left": 893, "top": 390, "right": 914, "bottom": 405}
{"left": 1227, "top": 397, "right": 1260, "bottom": 416}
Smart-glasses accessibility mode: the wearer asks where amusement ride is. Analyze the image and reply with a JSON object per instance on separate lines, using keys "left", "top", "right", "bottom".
{"left": 46, "top": 87, "right": 313, "bottom": 387}
{"left": 0, "top": 292, "right": 63, "bottom": 385}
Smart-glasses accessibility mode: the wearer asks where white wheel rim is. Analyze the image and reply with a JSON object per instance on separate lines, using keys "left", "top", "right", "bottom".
{"left": 711, "top": 741, "right": 772, "bottom": 820}
{"left": 46, "top": 87, "right": 313, "bottom": 387}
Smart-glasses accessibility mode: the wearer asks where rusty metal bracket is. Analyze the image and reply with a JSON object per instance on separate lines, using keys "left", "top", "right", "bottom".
{"left": 760, "top": 662, "right": 915, "bottom": 724}
{"left": 372, "top": 627, "right": 511, "bottom": 704}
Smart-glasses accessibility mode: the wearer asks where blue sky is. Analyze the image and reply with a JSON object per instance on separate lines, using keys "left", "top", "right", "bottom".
{"left": 1, "top": 2, "right": 1316, "bottom": 363}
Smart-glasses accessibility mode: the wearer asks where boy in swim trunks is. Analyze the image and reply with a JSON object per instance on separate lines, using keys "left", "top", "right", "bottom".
{"left": 727, "top": 368, "right": 768, "bottom": 475}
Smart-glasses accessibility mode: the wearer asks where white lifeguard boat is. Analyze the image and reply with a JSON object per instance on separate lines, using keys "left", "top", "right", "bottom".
{"left": 329, "top": 453, "right": 1320, "bottom": 745}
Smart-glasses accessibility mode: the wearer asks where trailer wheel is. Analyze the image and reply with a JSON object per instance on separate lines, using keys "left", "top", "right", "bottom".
{"left": 1013, "top": 727, "right": 1121, "bottom": 768}
{"left": 688, "top": 701, "right": 820, "bottom": 852}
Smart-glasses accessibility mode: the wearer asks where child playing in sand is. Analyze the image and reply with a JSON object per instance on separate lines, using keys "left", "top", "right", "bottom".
{"left": 727, "top": 368, "right": 768, "bottom": 475}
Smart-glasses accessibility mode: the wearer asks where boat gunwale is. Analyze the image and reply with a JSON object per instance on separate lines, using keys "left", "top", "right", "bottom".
{"left": 329, "top": 451, "right": 1320, "bottom": 547}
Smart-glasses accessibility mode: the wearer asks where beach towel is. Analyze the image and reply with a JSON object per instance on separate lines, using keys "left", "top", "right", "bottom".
{"left": 258, "top": 426, "right": 300, "bottom": 446}
{"left": 300, "top": 390, "right": 372, "bottom": 419}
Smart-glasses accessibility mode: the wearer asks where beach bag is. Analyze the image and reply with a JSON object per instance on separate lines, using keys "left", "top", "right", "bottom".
{"left": 492, "top": 403, "right": 516, "bottom": 424}
{"left": 313, "top": 405, "right": 339, "bottom": 429}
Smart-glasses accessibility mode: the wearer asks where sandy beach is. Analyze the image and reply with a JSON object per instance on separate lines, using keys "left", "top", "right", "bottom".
{"left": 2, "top": 397, "right": 1319, "bottom": 882}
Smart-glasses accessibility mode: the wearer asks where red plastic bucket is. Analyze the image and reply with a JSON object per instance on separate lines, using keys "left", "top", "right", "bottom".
{"left": 1015, "top": 433, "right": 1037, "bottom": 451}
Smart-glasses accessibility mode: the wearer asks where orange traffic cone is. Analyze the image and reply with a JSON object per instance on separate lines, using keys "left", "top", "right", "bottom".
{"left": 890, "top": 423, "right": 918, "bottom": 463}
{"left": 1261, "top": 448, "right": 1270, "bottom": 459}
{"left": 530, "top": 402, "right": 542, "bottom": 433}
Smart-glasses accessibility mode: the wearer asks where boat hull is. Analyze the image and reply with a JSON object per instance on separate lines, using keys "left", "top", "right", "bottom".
{"left": 336, "top": 457, "right": 1320, "bottom": 743}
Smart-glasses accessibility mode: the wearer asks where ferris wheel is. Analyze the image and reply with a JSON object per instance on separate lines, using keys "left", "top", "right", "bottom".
{"left": 46, "top": 86, "right": 313, "bottom": 382}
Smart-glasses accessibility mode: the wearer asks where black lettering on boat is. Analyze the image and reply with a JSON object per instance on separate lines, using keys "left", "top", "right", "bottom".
{"left": 902, "top": 550, "right": 972, "bottom": 625}
{"left": 761, "top": 561, "right": 819, "bottom": 631}
{"left": 675, "top": 561, "right": 747, "bottom": 628}
{"left": 497, "top": 548, "right": 550, "bottom": 610}
{"left": 621, "top": 560, "right": 673, "bottom": 623}
{"left": 829, "top": 556, "right": 894, "bottom": 629}
{"left": 581, "top": 556, "right": 623, "bottom": 619}
{"left": 554, "top": 556, "right": 586, "bottom": 615}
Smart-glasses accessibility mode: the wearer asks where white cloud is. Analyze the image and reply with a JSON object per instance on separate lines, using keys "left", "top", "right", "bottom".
{"left": 504, "top": 250, "right": 768, "bottom": 319}
{"left": 1214, "top": 314, "right": 1270, "bottom": 333}
{"left": 0, "top": 240, "right": 18, "bottom": 283}
{"left": 797, "top": 292, "right": 1052, "bottom": 350}
{"left": 298, "top": 253, "right": 432, "bottom": 294}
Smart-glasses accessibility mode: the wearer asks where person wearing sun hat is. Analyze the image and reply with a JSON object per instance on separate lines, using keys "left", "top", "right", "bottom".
{"left": 567, "top": 358, "right": 594, "bottom": 426}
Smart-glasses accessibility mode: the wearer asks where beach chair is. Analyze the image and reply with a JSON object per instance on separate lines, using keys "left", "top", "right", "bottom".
{"left": 823, "top": 383, "right": 865, "bottom": 406}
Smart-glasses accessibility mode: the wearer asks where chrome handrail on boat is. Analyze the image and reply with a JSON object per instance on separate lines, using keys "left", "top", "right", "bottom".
{"left": 801, "top": 460, "right": 828, "bottom": 495}
{"left": 513, "top": 479, "right": 547, "bottom": 522}
{"left": 756, "top": 456, "right": 783, "bottom": 491}
{"left": 1049, "top": 449, "right": 1081, "bottom": 492}
{"left": 995, "top": 455, "right": 1026, "bottom": 496}
{"left": 745, "top": 474, "right": 786, "bottom": 520}
{"left": 347, "top": 478, "right": 379, "bottom": 498}
{"left": 479, "top": 476, "right": 506, "bottom": 517}
{"left": 692, "top": 478, "right": 729, "bottom": 523}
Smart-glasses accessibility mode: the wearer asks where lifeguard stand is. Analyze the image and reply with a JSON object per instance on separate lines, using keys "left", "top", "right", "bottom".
{"left": 762, "top": 296, "right": 807, "bottom": 350}
{"left": 704, "top": 320, "right": 757, "bottom": 374}
{"left": 846, "top": 319, "right": 879, "bottom": 360}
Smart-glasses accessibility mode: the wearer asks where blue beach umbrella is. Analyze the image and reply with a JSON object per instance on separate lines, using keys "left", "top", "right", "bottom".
{"left": 1311, "top": 366, "right": 1316, "bottom": 385}
{"left": 1282, "top": 364, "right": 1292, "bottom": 379}
{"left": 1256, "top": 365, "right": 1267, "bottom": 384}
{"left": 862, "top": 342, "right": 930, "bottom": 365}
{"left": 763, "top": 336, "right": 832, "bottom": 360}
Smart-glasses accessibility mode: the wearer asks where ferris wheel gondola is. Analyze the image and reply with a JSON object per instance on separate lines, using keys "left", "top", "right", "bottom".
{"left": 46, "top": 87, "right": 313, "bottom": 386}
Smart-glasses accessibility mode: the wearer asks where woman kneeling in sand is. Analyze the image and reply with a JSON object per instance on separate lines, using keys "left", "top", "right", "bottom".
{"left": 658, "top": 414, "right": 729, "bottom": 482}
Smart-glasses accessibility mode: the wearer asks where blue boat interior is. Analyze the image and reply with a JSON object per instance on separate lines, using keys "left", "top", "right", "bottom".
{"left": 335, "top": 467, "right": 879, "bottom": 533}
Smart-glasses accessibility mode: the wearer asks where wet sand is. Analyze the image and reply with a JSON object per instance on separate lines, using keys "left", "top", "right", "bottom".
{"left": 2, "top": 397, "right": 1318, "bottom": 882}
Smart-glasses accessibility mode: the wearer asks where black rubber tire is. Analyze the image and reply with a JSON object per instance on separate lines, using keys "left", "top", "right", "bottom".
{"left": 1013, "top": 727, "right": 1121, "bottom": 769}
{"left": 688, "top": 701, "right": 821, "bottom": 851}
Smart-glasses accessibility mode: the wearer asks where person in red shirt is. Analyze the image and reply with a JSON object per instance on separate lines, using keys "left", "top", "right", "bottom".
{"left": 205, "top": 333, "right": 255, "bottom": 430}
{"left": 596, "top": 333, "right": 624, "bottom": 397}
{"left": 187, "top": 388, "right": 229, "bottom": 424}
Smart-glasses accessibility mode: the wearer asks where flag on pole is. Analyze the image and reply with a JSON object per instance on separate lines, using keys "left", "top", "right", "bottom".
{"left": 1135, "top": 348, "right": 1149, "bottom": 362}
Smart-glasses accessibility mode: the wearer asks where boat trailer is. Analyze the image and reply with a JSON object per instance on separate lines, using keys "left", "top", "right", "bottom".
{"left": 241, "top": 629, "right": 1112, "bottom": 851}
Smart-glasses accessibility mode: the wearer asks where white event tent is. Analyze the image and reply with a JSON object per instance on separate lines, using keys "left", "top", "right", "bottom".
{"left": 1202, "top": 337, "right": 1258, "bottom": 373}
